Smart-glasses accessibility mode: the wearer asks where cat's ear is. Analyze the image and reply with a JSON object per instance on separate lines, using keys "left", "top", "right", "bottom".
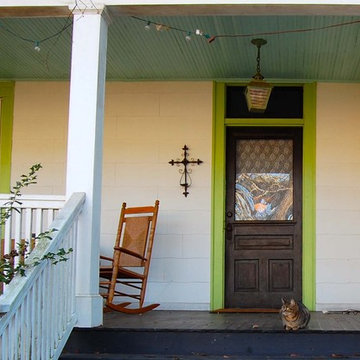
{"left": 281, "top": 297, "right": 286, "bottom": 304}
{"left": 290, "top": 298, "right": 296, "bottom": 305}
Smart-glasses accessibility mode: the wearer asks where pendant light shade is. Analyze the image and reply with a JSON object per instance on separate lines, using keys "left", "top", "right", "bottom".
{"left": 245, "top": 38, "right": 273, "bottom": 113}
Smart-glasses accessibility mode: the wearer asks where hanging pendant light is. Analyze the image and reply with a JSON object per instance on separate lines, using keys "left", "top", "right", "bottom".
{"left": 245, "top": 38, "right": 273, "bottom": 113}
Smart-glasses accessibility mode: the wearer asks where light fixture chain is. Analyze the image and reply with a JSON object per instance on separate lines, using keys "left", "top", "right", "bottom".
{"left": 256, "top": 45, "right": 261, "bottom": 75}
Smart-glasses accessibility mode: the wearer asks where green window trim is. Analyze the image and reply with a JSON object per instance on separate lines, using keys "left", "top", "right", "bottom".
{"left": 211, "top": 82, "right": 316, "bottom": 311}
{"left": 0, "top": 82, "right": 15, "bottom": 193}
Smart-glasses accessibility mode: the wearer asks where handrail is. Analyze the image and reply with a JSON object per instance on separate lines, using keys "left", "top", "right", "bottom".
{"left": 0, "top": 194, "right": 66, "bottom": 206}
{"left": 0, "top": 192, "right": 86, "bottom": 359}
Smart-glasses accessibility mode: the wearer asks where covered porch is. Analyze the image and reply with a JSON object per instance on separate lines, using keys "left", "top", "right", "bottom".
{"left": 2, "top": 1, "right": 360, "bottom": 358}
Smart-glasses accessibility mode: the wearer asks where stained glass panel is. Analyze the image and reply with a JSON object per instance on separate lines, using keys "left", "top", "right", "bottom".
{"left": 235, "top": 139, "right": 293, "bottom": 221}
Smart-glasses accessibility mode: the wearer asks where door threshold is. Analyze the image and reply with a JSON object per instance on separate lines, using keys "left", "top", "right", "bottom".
{"left": 212, "top": 308, "right": 279, "bottom": 313}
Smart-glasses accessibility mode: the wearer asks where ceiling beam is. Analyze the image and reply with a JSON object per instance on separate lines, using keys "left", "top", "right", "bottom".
{"left": 109, "top": 4, "right": 360, "bottom": 16}
{"left": 2, "top": 4, "right": 360, "bottom": 18}
{"left": 0, "top": 6, "right": 70, "bottom": 17}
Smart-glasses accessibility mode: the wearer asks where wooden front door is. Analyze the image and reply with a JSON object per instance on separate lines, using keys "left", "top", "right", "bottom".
{"left": 225, "top": 127, "right": 303, "bottom": 309}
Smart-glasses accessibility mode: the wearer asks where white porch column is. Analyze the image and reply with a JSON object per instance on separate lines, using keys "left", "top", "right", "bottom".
{"left": 66, "top": 6, "right": 108, "bottom": 327}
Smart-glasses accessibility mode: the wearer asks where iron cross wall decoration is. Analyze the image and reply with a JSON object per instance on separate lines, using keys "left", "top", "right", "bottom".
{"left": 169, "top": 145, "right": 203, "bottom": 197}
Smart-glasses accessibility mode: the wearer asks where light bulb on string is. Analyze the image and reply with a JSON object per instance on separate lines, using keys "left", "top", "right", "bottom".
{"left": 34, "top": 41, "right": 41, "bottom": 52}
{"left": 144, "top": 21, "right": 151, "bottom": 31}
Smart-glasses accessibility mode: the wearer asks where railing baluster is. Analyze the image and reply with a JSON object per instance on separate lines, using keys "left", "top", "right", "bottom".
{"left": 30, "top": 284, "right": 36, "bottom": 360}
{"left": 39, "top": 268, "right": 45, "bottom": 359}
{"left": 50, "top": 261, "right": 56, "bottom": 358}
{"left": 14, "top": 310, "right": 19, "bottom": 359}
{"left": 35, "top": 276, "right": 42, "bottom": 359}
{"left": 58, "top": 246, "right": 65, "bottom": 338}
{"left": 1, "top": 325, "right": 7, "bottom": 359}
{"left": 4, "top": 211, "right": 12, "bottom": 257}
{"left": 6, "top": 323, "right": 9, "bottom": 359}
{"left": 24, "top": 208, "right": 33, "bottom": 251}
{"left": 35, "top": 208, "right": 43, "bottom": 236}
{"left": 48, "top": 209, "right": 54, "bottom": 229}
{"left": 25, "top": 292, "right": 31, "bottom": 360}
{"left": 45, "top": 265, "right": 51, "bottom": 360}
{"left": 13, "top": 210, "right": 22, "bottom": 268}
{"left": 20, "top": 294, "right": 26, "bottom": 359}
{"left": 0, "top": 193, "right": 85, "bottom": 360}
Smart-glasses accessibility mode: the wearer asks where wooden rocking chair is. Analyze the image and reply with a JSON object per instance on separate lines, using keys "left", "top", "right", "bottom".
{"left": 99, "top": 200, "right": 160, "bottom": 314}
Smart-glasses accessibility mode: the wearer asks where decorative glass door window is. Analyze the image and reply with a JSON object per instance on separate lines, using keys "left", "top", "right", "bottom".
{"left": 235, "top": 139, "right": 293, "bottom": 221}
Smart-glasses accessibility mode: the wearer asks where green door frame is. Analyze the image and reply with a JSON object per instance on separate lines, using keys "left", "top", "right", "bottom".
{"left": 0, "top": 82, "right": 15, "bottom": 193}
{"left": 211, "top": 82, "right": 316, "bottom": 311}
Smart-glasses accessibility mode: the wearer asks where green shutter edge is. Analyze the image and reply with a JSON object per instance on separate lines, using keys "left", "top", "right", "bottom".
{"left": 210, "top": 82, "right": 316, "bottom": 311}
{"left": 0, "top": 82, "right": 15, "bottom": 193}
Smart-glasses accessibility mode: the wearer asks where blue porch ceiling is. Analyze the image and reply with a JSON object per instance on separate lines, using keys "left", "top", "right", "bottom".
{"left": 1, "top": 14, "right": 360, "bottom": 81}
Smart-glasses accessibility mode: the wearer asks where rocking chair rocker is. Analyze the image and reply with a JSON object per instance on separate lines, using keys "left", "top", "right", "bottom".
{"left": 99, "top": 200, "right": 160, "bottom": 314}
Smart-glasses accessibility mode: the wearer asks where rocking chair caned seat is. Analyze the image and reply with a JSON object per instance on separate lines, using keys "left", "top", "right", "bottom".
{"left": 99, "top": 200, "right": 160, "bottom": 314}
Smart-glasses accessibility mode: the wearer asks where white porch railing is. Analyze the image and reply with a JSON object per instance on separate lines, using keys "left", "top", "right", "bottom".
{"left": 0, "top": 194, "right": 66, "bottom": 289}
{"left": 0, "top": 192, "right": 86, "bottom": 360}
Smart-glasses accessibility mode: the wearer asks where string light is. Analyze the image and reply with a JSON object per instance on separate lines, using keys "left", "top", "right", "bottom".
{"left": 156, "top": 24, "right": 171, "bottom": 32}
{"left": 144, "top": 21, "right": 151, "bottom": 31}
{"left": 0, "top": 19, "right": 73, "bottom": 49}
{"left": 133, "top": 16, "right": 211, "bottom": 42}
{"left": 0, "top": 3, "right": 78, "bottom": 53}
{"left": 213, "top": 18, "right": 360, "bottom": 41}
{"left": 132, "top": 16, "right": 360, "bottom": 44}
{"left": 2, "top": 11, "right": 358, "bottom": 52}
{"left": 34, "top": 41, "right": 41, "bottom": 52}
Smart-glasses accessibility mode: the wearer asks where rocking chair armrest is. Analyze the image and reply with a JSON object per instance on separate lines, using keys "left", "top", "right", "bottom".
{"left": 113, "top": 246, "right": 147, "bottom": 261}
{"left": 100, "top": 255, "right": 114, "bottom": 262}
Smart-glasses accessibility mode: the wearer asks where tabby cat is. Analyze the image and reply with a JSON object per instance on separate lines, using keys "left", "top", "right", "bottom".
{"left": 280, "top": 297, "right": 310, "bottom": 331}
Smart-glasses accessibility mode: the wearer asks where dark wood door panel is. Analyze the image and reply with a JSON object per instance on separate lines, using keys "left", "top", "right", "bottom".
{"left": 225, "top": 127, "right": 303, "bottom": 309}
{"left": 234, "top": 259, "right": 259, "bottom": 292}
{"left": 230, "top": 257, "right": 298, "bottom": 308}
{"left": 234, "top": 235, "right": 293, "bottom": 250}
{"left": 269, "top": 259, "right": 294, "bottom": 292}
{"left": 233, "top": 259, "right": 295, "bottom": 291}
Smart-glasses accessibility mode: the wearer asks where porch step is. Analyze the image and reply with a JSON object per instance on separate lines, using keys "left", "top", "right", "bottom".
{"left": 60, "top": 311, "right": 360, "bottom": 359}
{"left": 60, "top": 355, "right": 360, "bottom": 360}
{"left": 60, "top": 328, "right": 360, "bottom": 359}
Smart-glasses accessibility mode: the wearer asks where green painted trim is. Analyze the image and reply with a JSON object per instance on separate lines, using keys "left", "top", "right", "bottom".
{"left": 211, "top": 82, "right": 226, "bottom": 310}
{"left": 225, "top": 118, "right": 304, "bottom": 127}
{"left": 302, "top": 82, "right": 317, "bottom": 310}
{"left": 211, "top": 82, "right": 316, "bottom": 311}
{"left": 0, "top": 82, "right": 15, "bottom": 193}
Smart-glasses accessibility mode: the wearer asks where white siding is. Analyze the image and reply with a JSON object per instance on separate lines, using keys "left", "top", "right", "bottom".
{"left": 11, "top": 81, "right": 212, "bottom": 310}
{"left": 12, "top": 80, "right": 360, "bottom": 311}
{"left": 102, "top": 82, "right": 212, "bottom": 309}
{"left": 316, "top": 83, "right": 360, "bottom": 311}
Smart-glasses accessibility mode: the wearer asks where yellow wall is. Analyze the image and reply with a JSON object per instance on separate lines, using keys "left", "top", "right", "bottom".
{"left": 11, "top": 82, "right": 68, "bottom": 194}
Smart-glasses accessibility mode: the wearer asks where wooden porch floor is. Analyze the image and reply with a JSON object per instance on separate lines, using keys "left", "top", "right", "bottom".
{"left": 102, "top": 309, "right": 360, "bottom": 332}
{"left": 62, "top": 310, "right": 360, "bottom": 359}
